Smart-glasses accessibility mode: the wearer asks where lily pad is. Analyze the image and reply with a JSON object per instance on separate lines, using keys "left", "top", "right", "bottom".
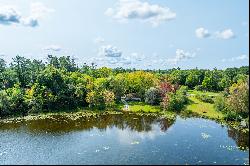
{"left": 131, "top": 141, "right": 140, "bottom": 145}
{"left": 201, "top": 132, "right": 211, "bottom": 139}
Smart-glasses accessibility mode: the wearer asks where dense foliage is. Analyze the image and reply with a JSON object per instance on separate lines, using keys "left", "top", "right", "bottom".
{"left": 0, "top": 55, "right": 249, "bottom": 118}
{"left": 195, "top": 93, "right": 214, "bottom": 104}
{"left": 214, "top": 79, "right": 249, "bottom": 121}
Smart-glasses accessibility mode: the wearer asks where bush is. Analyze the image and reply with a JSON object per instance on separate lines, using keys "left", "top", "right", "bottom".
{"left": 145, "top": 87, "right": 161, "bottom": 105}
{"left": 194, "top": 85, "right": 204, "bottom": 91}
{"left": 177, "top": 86, "right": 189, "bottom": 96}
{"left": 0, "top": 84, "right": 27, "bottom": 116}
{"left": 86, "top": 90, "right": 115, "bottom": 109}
{"left": 214, "top": 94, "right": 226, "bottom": 112}
{"left": 103, "top": 90, "right": 115, "bottom": 108}
{"left": 160, "top": 86, "right": 188, "bottom": 112}
{"left": 195, "top": 93, "right": 214, "bottom": 103}
{"left": 224, "top": 111, "right": 240, "bottom": 121}
{"left": 216, "top": 79, "right": 249, "bottom": 121}
{"left": 226, "top": 81, "right": 249, "bottom": 118}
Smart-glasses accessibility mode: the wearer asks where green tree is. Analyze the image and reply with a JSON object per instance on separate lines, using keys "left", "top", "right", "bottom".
{"left": 11, "top": 56, "right": 32, "bottom": 88}
{"left": 202, "top": 69, "right": 223, "bottom": 91}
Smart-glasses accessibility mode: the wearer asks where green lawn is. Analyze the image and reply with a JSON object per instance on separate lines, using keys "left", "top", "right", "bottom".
{"left": 186, "top": 96, "right": 224, "bottom": 120}
{"left": 116, "top": 90, "right": 225, "bottom": 120}
{"left": 187, "top": 90, "right": 219, "bottom": 97}
{"left": 124, "top": 102, "right": 162, "bottom": 113}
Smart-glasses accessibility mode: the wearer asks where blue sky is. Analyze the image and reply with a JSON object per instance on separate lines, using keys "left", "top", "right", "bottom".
{"left": 0, "top": 0, "right": 249, "bottom": 69}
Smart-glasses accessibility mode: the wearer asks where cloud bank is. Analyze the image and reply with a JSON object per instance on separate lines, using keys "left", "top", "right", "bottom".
{"left": 195, "top": 27, "right": 235, "bottom": 40}
{"left": 216, "top": 29, "right": 235, "bottom": 39}
{"left": 92, "top": 43, "right": 147, "bottom": 67}
{"left": 43, "top": 45, "right": 62, "bottom": 52}
{"left": 222, "top": 54, "right": 249, "bottom": 62}
{"left": 167, "top": 49, "right": 196, "bottom": 65}
{"left": 105, "top": 0, "right": 176, "bottom": 27}
{"left": 0, "top": 2, "right": 54, "bottom": 27}
{"left": 99, "top": 45, "right": 123, "bottom": 58}
{"left": 195, "top": 27, "right": 210, "bottom": 38}
{"left": 0, "top": 5, "right": 21, "bottom": 25}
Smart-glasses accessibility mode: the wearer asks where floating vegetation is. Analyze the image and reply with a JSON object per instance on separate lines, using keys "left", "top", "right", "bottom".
{"left": 219, "top": 145, "right": 249, "bottom": 152}
{"left": 131, "top": 141, "right": 140, "bottom": 145}
{"left": 201, "top": 132, "right": 211, "bottom": 139}
{"left": 103, "top": 146, "right": 110, "bottom": 150}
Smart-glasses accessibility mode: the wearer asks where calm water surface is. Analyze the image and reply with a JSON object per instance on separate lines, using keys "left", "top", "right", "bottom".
{"left": 0, "top": 114, "right": 249, "bottom": 165}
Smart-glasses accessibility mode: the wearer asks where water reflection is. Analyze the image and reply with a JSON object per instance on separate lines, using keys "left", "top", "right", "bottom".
{"left": 0, "top": 113, "right": 248, "bottom": 150}
{"left": 0, "top": 113, "right": 249, "bottom": 165}
{"left": 0, "top": 113, "right": 175, "bottom": 134}
{"left": 228, "top": 127, "right": 249, "bottom": 149}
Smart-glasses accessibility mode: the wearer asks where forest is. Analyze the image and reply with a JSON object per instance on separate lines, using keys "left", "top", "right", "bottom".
{"left": 0, "top": 55, "right": 249, "bottom": 123}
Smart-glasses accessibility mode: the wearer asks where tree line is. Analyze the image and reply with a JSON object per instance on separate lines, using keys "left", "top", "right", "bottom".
{"left": 0, "top": 55, "right": 249, "bottom": 119}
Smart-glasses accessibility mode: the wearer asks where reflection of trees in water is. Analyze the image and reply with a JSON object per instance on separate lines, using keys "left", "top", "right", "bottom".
{"left": 227, "top": 127, "right": 249, "bottom": 149}
{"left": 158, "top": 118, "right": 174, "bottom": 132}
{"left": 0, "top": 114, "right": 176, "bottom": 134}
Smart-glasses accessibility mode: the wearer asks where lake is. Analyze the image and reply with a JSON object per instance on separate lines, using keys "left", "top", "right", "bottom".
{"left": 0, "top": 113, "right": 249, "bottom": 165}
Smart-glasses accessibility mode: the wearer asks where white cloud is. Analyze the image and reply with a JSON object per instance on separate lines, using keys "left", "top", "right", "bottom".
{"left": 93, "top": 44, "right": 150, "bottom": 67}
{"left": 21, "top": 2, "right": 54, "bottom": 27}
{"left": 93, "top": 37, "right": 105, "bottom": 44}
{"left": 222, "top": 54, "right": 249, "bottom": 62}
{"left": 216, "top": 29, "right": 235, "bottom": 39}
{"left": 167, "top": 49, "right": 196, "bottom": 65}
{"left": 105, "top": 0, "right": 176, "bottom": 27}
{"left": 43, "top": 45, "right": 62, "bottom": 52}
{"left": 110, "top": 124, "right": 166, "bottom": 145}
{"left": 236, "top": 54, "right": 248, "bottom": 60}
{"left": 21, "top": 16, "right": 39, "bottom": 27}
{"left": 91, "top": 56, "right": 132, "bottom": 67}
{"left": 195, "top": 27, "right": 210, "bottom": 38}
{"left": 0, "top": 2, "right": 53, "bottom": 27}
{"left": 99, "top": 45, "right": 122, "bottom": 57}
{"left": 93, "top": 44, "right": 131, "bottom": 67}
{"left": 0, "top": 5, "right": 21, "bottom": 25}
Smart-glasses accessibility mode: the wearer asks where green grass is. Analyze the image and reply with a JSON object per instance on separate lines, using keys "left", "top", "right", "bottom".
{"left": 187, "top": 90, "right": 219, "bottom": 97}
{"left": 186, "top": 96, "right": 224, "bottom": 120}
{"left": 125, "top": 102, "right": 162, "bottom": 113}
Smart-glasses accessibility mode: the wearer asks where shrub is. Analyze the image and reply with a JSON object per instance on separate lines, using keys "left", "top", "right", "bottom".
{"left": 214, "top": 94, "right": 226, "bottom": 112}
{"left": 195, "top": 93, "right": 214, "bottom": 103}
{"left": 158, "top": 81, "right": 178, "bottom": 98}
{"left": 194, "top": 85, "right": 204, "bottom": 91}
{"left": 145, "top": 87, "right": 161, "bottom": 105}
{"left": 0, "top": 84, "right": 27, "bottom": 116}
{"left": 86, "top": 90, "right": 115, "bottom": 109}
{"left": 224, "top": 111, "right": 239, "bottom": 121}
{"left": 103, "top": 90, "right": 115, "bottom": 108}
{"left": 216, "top": 79, "right": 249, "bottom": 121}
{"left": 160, "top": 86, "right": 188, "bottom": 112}
{"left": 226, "top": 81, "right": 249, "bottom": 118}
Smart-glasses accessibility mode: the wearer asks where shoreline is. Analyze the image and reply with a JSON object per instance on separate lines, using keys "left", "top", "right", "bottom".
{"left": 0, "top": 108, "right": 248, "bottom": 134}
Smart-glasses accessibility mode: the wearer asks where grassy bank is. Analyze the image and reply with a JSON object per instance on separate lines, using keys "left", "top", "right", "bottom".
{"left": 186, "top": 96, "right": 224, "bottom": 120}
{"left": 185, "top": 90, "right": 224, "bottom": 120}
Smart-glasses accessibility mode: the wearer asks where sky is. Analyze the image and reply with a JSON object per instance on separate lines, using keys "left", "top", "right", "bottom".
{"left": 0, "top": 0, "right": 249, "bottom": 70}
